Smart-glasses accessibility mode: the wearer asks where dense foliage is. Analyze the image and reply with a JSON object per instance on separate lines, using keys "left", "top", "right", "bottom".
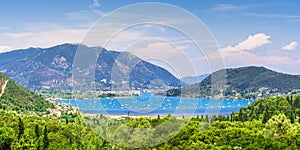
{"left": 231, "top": 95, "right": 300, "bottom": 123}
{"left": 0, "top": 94, "right": 300, "bottom": 149}
{"left": 0, "top": 110, "right": 105, "bottom": 149}
{"left": 0, "top": 73, "right": 53, "bottom": 114}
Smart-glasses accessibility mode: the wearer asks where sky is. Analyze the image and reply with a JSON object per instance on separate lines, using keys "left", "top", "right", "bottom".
{"left": 0, "top": 0, "right": 300, "bottom": 77}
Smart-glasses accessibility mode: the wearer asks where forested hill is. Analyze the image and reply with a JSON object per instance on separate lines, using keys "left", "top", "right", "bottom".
{"left": 166, "top": 66, "right": 300, "bottom": 99}
{"left": 231, "top": 95, "right": 300, "bottom": 123}
{"left": 0, "top": 73, "right": 53, "bottom": 113}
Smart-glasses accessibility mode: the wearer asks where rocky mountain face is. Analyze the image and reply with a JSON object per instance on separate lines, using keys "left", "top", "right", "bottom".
{"left": 0, "top": 44, "right": 181, "bottom": 92}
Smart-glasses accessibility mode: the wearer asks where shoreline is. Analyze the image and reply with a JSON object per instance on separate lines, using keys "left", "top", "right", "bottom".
{"left": 81, "top": 113, "right": 198, "bottom": 120}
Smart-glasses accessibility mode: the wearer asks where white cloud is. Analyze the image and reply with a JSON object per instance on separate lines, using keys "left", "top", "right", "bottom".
{"left": 208, "top": 4, "right": 245, "bottom": 11}
{"left": 195, "top": 45, "right": 300, "bottom": 74}
{"left": 130, "top": 42, "right": 182, "bottom": 57}
{"left": 246, "top": 13, "right": 300, "bottom": 19}
{"left": 220, "top": 33, "right": 271, "bottom": 51}
{"left": 199, "top": 32, "right": 300, "bottom": 75}
{"left": 0, "top": 26, "right": 10, "bottom": 30}
{"left": 3, "top": 32, "right": 34, "bottom": 38}
{"left": 64, "top": 9, "right": 106, "bottom": 20}
{"left": 0, "top": 45, "right": 12, "bottom": 53}
{"left": 127, "top": 41, "right": 197, "bottom": 78}
{"left": 65, "top": 10, "right": 98, "bottom": 19}
{"left": 90, "top": 0, "right": 100, "bottom": 8}
{"left": 221, "top": 50, "right": 300, "bottom": 74}
{"left": 0, "top": 28, "right": 87, "bottom": 50}
{"left": 282, "top": 41, "right": 298, "bottom": 50}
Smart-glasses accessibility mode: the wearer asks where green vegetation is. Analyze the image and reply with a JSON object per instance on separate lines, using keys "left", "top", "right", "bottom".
{"left": 0, "top": 73, "right": 53, "bottom": 114}
{"left": 1, "top": 73, "right": 300, "bottom": 149}
{"left": 231, "top": 95, "right": 300, "bottom": 123}
{"left": 0, "top": 94, "right": 300, "bottom": 149}
{"left": 0, "top": 110, "right": 105, "bottom": 149}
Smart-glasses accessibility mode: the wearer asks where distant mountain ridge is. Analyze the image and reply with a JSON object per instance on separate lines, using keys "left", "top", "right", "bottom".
{"left": 180, "top": 74, "right": 209, "bottom": 85}
{"left": 166, "top": 66, "right": 300, "bottom": 99}
{"left": 0, "top": 44, "right": 181, "bottom": 92}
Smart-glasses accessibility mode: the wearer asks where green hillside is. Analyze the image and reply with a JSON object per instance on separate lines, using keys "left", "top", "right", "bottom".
{"left": 0, "top": 73, "right": 53, "bottom": 113}
{"left": 231, "top": 95, "right": 300, "bottom": 123}
{"left": 166, "top": 66, "right": 300, "bottom": 99}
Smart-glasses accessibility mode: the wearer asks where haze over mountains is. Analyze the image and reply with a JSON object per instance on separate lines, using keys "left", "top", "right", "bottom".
{"left": 180, "top": 74, "right": 209, "bottom": 85}
{"left": 0, "top": 44, "right": 181, "bottom": 92}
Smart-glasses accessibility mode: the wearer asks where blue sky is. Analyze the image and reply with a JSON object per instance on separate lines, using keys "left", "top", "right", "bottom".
{"left": 0, "top": 0, "right": 300, "bottom": 76}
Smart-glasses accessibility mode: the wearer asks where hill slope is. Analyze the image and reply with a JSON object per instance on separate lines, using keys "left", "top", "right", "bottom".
{"left": 0, "top": 44, "right": 181, "bottom": 92}
{"left": 0, "top": 73, "right": 53, "bottom": 113}
{"left": 231, "top": 94, "right": 300, "bottom": 123}
{"left": 166, "top": 66, "right": 300, "bottom": 99}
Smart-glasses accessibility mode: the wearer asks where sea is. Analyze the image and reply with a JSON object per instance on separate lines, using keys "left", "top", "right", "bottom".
{"left": 56, "top": 93, "right": 255, "bottom": 116}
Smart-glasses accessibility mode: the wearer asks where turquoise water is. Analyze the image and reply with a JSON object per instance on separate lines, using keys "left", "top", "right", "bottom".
{"left": 56, "top": 93, "right": 255, "bottom": 116}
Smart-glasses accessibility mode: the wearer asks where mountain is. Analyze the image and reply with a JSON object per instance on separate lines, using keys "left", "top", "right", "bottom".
{"left": 180, "top": 74, "right": 209, "bottom": 85}
{"left": 0, "top": 44, "right": 181, "bottom": 92}
{"left": 0, "top": 73, "right": 53, "bottom": 113}
{"left": 165, "top": 66, "right": 300, "bottom": 99}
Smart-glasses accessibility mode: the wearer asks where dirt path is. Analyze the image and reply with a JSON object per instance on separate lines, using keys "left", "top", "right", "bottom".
{"left": 0, "top": 80, "right": 8, "bottom": 97}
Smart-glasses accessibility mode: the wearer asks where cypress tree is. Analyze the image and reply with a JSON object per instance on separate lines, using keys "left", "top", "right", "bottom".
{"left": 35, "top": 124, "right": 40, "bottom": 138}
{"left": 287, "top": 96, "right": 292, "bottom": 105}
{"left": 18, "top": 117, "right": 24, "bottom": 140}
{"left": 258, "top": 103, "right": 264, "bottom": 114}
{"left": 262, "top": 108, "right": 271, "bottom": 123}
{"left": 43, "top": 125, "right": 49, "bottom": 150}
{"left": 239, "top": 109, "right": 244, "bottom": 122}
{"left": 290, "top": 112, "right": 295, "bottom": 124}
{"left": 294, "top": 96, "right": 300, "bottom": 108}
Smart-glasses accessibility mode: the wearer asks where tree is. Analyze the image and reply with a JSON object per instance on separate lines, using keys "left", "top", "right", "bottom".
{"left": 262, "top": 114, "right": 295, "bottom": 141}
{"left": 35, "top": 125, "right": 40, "bottom": 139}
{"left": 230, "top": 113, "right": 234, "bottom": 122}
{"left": 262, "top": 108, "right": 271, "bottom": 124}
{"left": 293, "top": 96, "right": 300, "bottom": 108}
{"left": 0, "top": 127, "right": 14, "bottom": 149}
{"left": 18, "top": 117, "right": 24, "bottom": 140}
{"left": 43, "top": 125, "right": 49, "bottom": 149}
{"left": 258, "top": 103, "right": 264, "bottom": 114}
{"left": 290, "top": 112, "right": 295, "bottom": 124}
{"left": 278, "top": 100, "right": 291, "bottom": 113}
{"left": 239, "top": 109, "right": 245, "bottom": 122}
